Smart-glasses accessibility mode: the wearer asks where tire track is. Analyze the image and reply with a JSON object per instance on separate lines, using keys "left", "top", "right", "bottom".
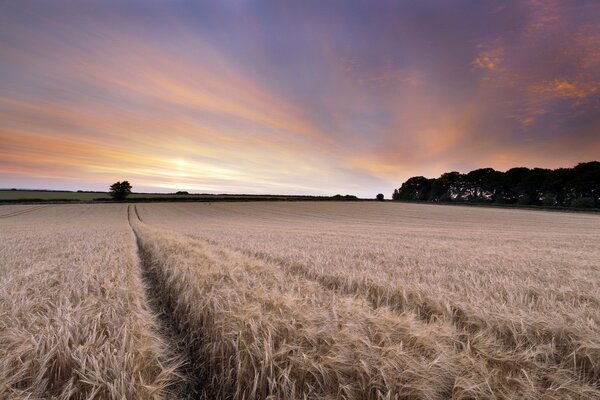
{"left": 0, "top": 205, "right": 51, "bottom": 219}
{"left": 132, "top": 206, "right": 600, "bottom": 395}
{"left": 128, "top": 206, "right": 459, "bottom": 399}
{"left": 127, "top": 205, "right": 208, "bottom": 398}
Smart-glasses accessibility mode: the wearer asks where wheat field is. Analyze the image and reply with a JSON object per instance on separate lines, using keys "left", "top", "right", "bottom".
{"left": 0, "top": 204, "right": 179, "bottom": 399}
{"left": 1, "top": 202, "right": 599, "bottom": 399}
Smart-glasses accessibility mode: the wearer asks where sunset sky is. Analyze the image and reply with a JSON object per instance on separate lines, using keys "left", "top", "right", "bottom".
{"left": 1, "top": 1, "right": 599, "bottom": 197}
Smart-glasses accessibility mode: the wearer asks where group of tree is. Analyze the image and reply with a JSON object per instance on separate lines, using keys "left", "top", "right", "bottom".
{"left": 333, "top": 194, "right": 358, "bottom": 200}
{"left": 392, "top": 161, "right": 600, "bottom": 208}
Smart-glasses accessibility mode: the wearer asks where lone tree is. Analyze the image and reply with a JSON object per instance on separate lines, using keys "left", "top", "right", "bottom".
{"left": 376, "top": 193, "right": 384, "bottom": 201}
{"left": 109, "top": 181, "right": 132, "bottom": 201}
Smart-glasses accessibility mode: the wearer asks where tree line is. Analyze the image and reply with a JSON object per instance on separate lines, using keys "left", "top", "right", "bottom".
{"left": 392, "top": 161, "right": 600, "bottom": 208}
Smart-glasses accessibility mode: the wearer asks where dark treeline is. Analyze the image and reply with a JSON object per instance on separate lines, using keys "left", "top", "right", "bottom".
{"left": 393, "top": 161, "right": 600, "bottom": 208}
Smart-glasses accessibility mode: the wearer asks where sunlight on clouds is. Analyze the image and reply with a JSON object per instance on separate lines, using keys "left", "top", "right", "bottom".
{"left": 0, "top": 1, "right": 598, "bottom": 195}
{"left": 528, "top": 80, "right": 599, "bottom": 101}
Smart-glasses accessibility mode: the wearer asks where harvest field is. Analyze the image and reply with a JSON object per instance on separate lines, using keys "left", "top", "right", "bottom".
{"left": 1, "top": 202, "right": 600, "bottom": 399}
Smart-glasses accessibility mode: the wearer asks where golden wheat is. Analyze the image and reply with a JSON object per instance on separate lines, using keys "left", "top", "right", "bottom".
{"left": 131, "top": 207, "right": 459, "bottom": 399}
{"left": 136, "top": 201, "right": 600, "bottom": 398}
{"left": 2, "top": 201, "right": 600, "bottom": 399}
{"left": 0, "top": 204, "right": 178, "bottom": 399}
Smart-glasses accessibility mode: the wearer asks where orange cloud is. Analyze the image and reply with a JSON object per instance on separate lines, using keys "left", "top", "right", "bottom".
{"left": 528, "top": 79, "right": 599, "bottom": 101}
{"left": 472, "top": 1, "right": 600, "bottom": 129}
{"left": 472, "top": 50, "right": 503, "bottom": 72}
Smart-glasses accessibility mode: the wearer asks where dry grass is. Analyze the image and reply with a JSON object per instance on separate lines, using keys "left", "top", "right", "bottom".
{"left": 2, "top": 201, "right": 600, "bottom": 399}
{"left": 0, "top": 204, "right": 178, "bottom": 399}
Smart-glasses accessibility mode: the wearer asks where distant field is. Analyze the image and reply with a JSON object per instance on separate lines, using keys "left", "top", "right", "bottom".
{"left": 2, "top": 202, "right": 600, "bottom": 399}
{"left": 0, "top": 190, "right": 208, "bottom": 201}
{"left": 0, "top": 190, "right": 109, "bottom": 200}
{"left": 0, "top": 190, "right": 358, "bottom": 202}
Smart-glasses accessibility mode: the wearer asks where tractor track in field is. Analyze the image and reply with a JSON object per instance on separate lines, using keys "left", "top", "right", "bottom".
{"left": 0, "top": 205, "right": 51, "bottom": 219}
{"left": 127, "top": 205, "right": 208, "bottom": 399}
{"left": 129, "top": 204, "right": 600, "bottom": 393}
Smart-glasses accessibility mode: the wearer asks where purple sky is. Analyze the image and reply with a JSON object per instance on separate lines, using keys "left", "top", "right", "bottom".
{"left": 1, "top": 0, "right": 599, "bottom": 196}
